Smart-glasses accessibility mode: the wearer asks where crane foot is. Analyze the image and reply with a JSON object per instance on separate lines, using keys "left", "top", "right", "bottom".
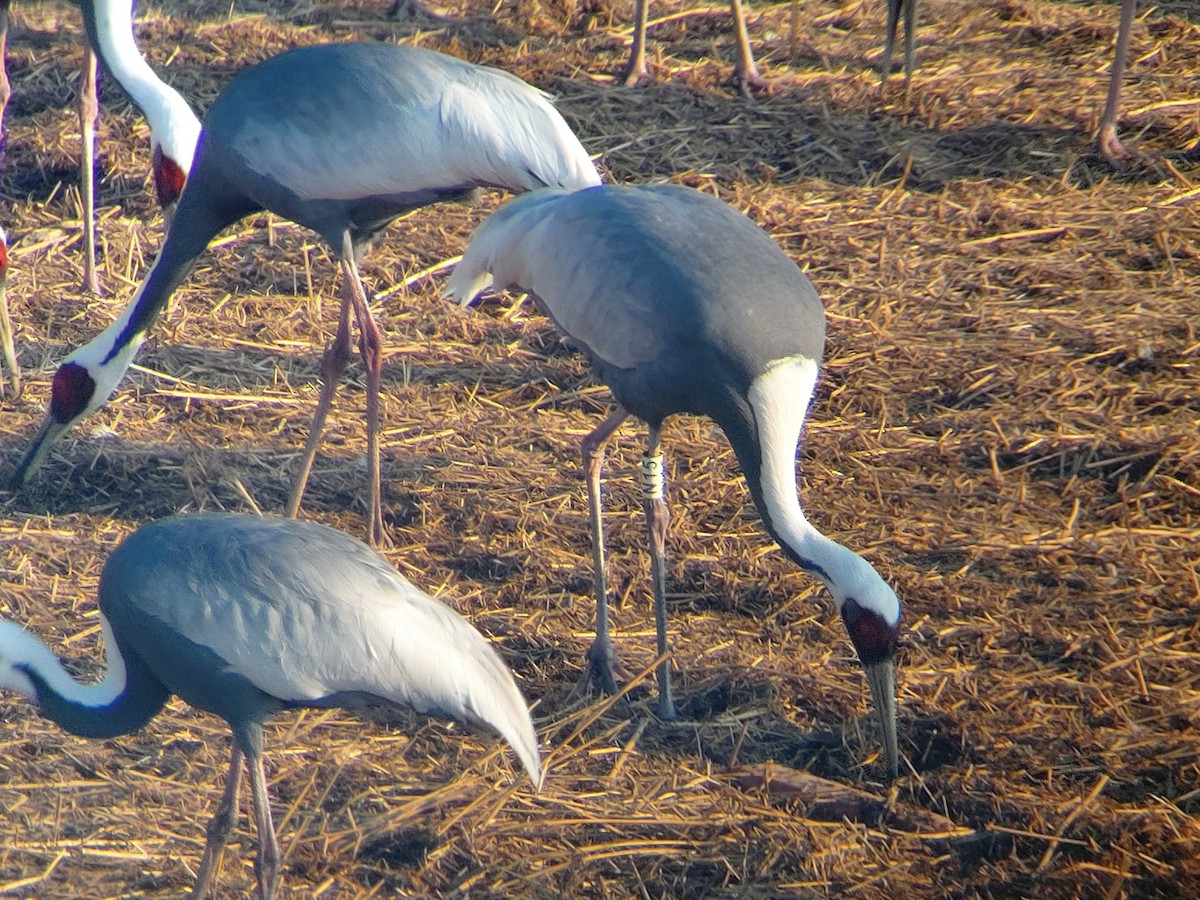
{"left": 574, "top": 637, "right": 624, "bottom": 699}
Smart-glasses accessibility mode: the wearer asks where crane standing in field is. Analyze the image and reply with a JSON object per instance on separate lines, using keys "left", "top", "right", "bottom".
{"left": 446, "top": 183, "right": 901, "bottom": 778}
{"left": 10, "top": 41, "right": 601, "bottom": 546}
{"left": 0, "top": 512, "right": 541, "bottom": 899}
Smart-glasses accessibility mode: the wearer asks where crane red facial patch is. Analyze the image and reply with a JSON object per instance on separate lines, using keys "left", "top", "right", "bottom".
{"left": 152, "top": 145, "right": 187, "bottom": 208}
{"left": 841, "top": 598, "right": 899, "bottom": 666}
{"left": 51, "top": 363, "right": 97, "bottom": 423}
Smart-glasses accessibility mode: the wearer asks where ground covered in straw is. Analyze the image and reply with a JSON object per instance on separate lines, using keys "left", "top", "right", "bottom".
{"left": 0, "top": 0, "right": 1197, "bottom": 896}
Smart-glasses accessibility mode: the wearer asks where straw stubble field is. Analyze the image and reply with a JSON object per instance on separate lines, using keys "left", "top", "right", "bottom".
{"left": 0, "top": 0, "right": 1197, "bottom": 895}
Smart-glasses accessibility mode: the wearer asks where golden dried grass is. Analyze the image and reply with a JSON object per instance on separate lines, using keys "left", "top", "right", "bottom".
{"left": 0, "top": 0, "right": 1198, "bottom": 896}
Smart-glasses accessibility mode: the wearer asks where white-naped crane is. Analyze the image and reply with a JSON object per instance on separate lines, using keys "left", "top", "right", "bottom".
{"left": 0, "top": 512, "right": 541, "bottom": 899}
{"left": 446, "top": 183, "right": 901, "bottom": 779}
{"left": 79, "top": 0, "right": 201, "bottom": 215}
{"left": 0, "top": 0, "right": 198, "bottom": 295}
{"left": 9, "top": 41, "right": 601, "bottom": 546}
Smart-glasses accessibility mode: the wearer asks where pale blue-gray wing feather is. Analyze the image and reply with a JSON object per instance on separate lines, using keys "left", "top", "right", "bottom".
{"left": 99, "top": 514, "right": 540, "bottom": 783}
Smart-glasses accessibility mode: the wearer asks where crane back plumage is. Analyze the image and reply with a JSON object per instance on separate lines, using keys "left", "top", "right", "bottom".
{"left": 101, "top": 514, "right": 542, "bottom": 784}
{"left": 446, "top": 184, "right": 823, "bottom": 426}
{"left": 0, "top": 514, "right": 541, "bottom": 786}
{"left": 199, "top": 43, "right": 600, "bottom": 251}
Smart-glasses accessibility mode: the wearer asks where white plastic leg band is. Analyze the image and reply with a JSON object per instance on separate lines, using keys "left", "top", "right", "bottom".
{"left": 640, "top": 452, "right": 665, "bottom": 500}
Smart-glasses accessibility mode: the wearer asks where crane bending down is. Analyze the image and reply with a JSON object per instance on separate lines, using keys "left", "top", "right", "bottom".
{"left": 79, "top": 0, "right": 201, "bottom": 214}
{"left": 9, "top": 41, "right": 601, "bottom": 546}
{"left": 446, "top": 183, "right": 901, "bottom": 778}
{"left": 0, "top": 512, "right": 541, "bottom": 899}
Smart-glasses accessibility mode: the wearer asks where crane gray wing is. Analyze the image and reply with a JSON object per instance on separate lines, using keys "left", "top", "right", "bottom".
{"left": 209, "top": 43, "right": 597, "bottom": 205}
{"left": 100, "top": 514, "right": 541, "bottom": 784}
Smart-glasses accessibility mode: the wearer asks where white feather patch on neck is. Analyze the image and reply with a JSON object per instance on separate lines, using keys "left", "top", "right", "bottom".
{"left": 0, "top": 616, "right": 128, "bottom": 708}
{"left": 747, "top": 357, "right": 900, "bottom": 625}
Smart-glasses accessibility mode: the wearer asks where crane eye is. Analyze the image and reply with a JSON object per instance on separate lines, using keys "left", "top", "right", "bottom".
{"left": 51, "top": 363, "right": 97, "bottom": 423}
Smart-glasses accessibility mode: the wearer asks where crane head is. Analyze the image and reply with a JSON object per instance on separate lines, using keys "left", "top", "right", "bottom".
{"left": 10, "top": 363, "right": 98, "bottom": 488}
{"left": 10, "top": 324, "right": 144, "bottom": 489}
{"left": 840, "top": 596, "right": 900, "bottom": 780}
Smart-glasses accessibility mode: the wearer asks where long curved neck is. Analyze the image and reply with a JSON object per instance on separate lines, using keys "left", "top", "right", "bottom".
{"left": 1, "top": 617, "right": 169, "bottom": 738}
{"left": 728, "top": 356, "right": 893, "bottom": 611}
{"left": 77, "top": 0, "right": 198, "bottom": 173}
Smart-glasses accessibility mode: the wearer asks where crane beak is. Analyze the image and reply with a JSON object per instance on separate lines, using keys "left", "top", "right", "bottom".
{"left": 9, "top": 410, "right": 69, "bottom": 490}
{"left": 862, "top": 656, "right": 899, "bottom": 781}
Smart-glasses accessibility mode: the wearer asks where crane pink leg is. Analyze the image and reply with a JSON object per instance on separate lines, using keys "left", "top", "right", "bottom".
{"left": 623, "top": 0, "right": 765, "bottom": 92}
{"left": 287, "top": 276, "right": 354, "bottom": 522}
{"left": 0, "top": 2, "right": 11, "bottom": 398}
{"left": 193, "top": 741, "right": 244, "bottom": 898}
{"left": 286, "top": 250, "right": 387, "bottom": 547}
{"left": 727, "top": 0, "right": 766, "bottom": 95}
{"left": 0, "top": 0, "right": 10, "bottom": 162}
{"left": 78, "top": 47, "right": 100, "bottom": 296}
{"left": 622, "top": 0, "right": 651, "bottom": 85}
{"left": 576, "top": 406, "right": 629, "bottom": 697}
{"left": 0, "top": 229, "right": 17, "bottom": 397}
{"left": 1097, "top": 0, "right": 1140, "bottom": 165}
{"left": 341, "top": 255, "right": 387, "bottom": 548}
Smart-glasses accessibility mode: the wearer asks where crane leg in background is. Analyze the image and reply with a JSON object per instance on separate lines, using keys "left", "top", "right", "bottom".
{"left": 727, "top": 0, "right": 765, "bottom": 95}
{"left": 192, "top": 741, "right": 245, "bottom": 898}
{"left": 342, "top": 253, "right": 387, "bottom": 548}
{"left": 640, "top": 427, "right": 676, "bottom": 721}
{"left": 1097, "top": 0, "right": 1140, "bottom": 165}
{"left": 882, "top": 0, "right": 917, "bottom": 90}
{"left": 0, "top": 0, "right": 10, "bottom": 166}
{"left": 287, "top": 274, "right": 354, "bottom": 523}
{"left": 0, "top": 307, "right": 16, "bottom": 397}
{"left": 78, "top": 47, "right": 100, "bottom": 296}
{"left": 0, "top": 238, "right": 17, "bottom": 397}
{"left": 576, "top": 407, "right": 629, "bottom": 697}
{"left": 623, "top": 0, "right": 651, "bottom": 86}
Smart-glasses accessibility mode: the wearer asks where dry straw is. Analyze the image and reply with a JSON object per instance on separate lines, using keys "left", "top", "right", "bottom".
{"left": 0, "top": 0, "right": 1197, "bottom": 895}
